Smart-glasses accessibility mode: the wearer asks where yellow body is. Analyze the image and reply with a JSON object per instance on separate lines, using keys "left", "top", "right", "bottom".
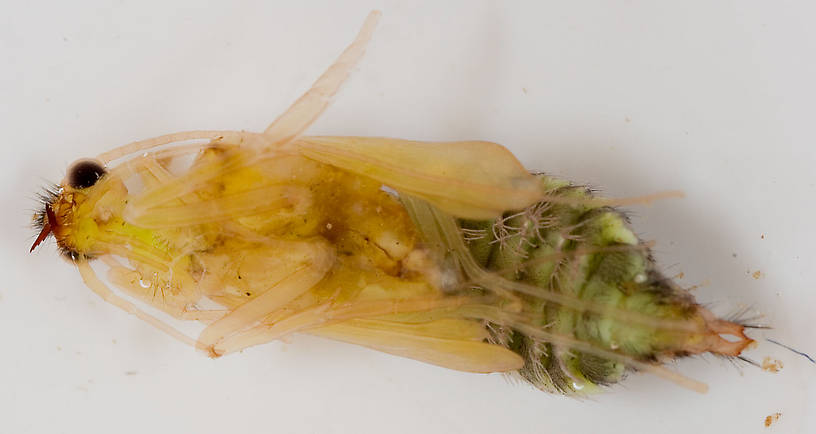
{"left": 35, "top": 11, "right": 749, "bottom": 392}
{"left": 50, "top": 138, "right": 531, "bottom": 371}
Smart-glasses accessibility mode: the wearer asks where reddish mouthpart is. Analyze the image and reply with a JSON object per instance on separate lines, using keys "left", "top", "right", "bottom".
{"left": 30, "top": 205, "right": 56, "bottom": 253}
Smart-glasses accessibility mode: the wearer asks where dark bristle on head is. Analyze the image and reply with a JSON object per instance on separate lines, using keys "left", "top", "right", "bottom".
{"left": 33, "top": 184, "right": 58, "bottom": 226}
{"left": 67, "top": 159, "right": 106, "bottom": 189}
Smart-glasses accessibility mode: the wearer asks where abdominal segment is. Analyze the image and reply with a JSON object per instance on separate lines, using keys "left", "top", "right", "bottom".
{"left": 453, "top": 175, "right": 748, "bottom": 394}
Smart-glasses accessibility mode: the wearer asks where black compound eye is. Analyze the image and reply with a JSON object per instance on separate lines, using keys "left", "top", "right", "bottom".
{"left": 67, "top": 159, "right": 107, "bottom": 189}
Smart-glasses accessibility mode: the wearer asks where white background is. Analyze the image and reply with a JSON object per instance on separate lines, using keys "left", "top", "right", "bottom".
{"left": 1, "top": 1, "right": 814, "bottom": 433}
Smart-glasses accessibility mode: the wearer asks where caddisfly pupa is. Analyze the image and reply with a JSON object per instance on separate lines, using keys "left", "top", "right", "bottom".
{"left": 29, "top": 10, "right": 759, "bottom": 396}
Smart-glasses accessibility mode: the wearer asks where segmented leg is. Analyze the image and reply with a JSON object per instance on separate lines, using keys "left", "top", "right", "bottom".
{"left": 308, "top": 319, "right": 524, "bottom": 373}
{"left": 262, "top": 11, "right": 381, "bottom": 146}
{"left": 208, "top": 292, "right": 524, "bottom": 373}
{"left": 97, "top": 130, "right": 269, "bottom": 164}
{"left": 211, "top": 294, "right": 477, "bottom": 356}
{"left": 195, "top": 240, "right": 335, "bottom": 357}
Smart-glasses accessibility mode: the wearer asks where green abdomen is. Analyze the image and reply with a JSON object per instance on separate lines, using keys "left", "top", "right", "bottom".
{"left": 459, "top": 175, "right": 698, "bottom": 394}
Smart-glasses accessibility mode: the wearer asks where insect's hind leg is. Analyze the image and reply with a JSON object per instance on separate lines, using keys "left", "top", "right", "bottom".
{"left": 211, "top": 300, "right": 525, "bottom": 374}
{"left": 209, "top": 294, "right": 475, "bottom": 355}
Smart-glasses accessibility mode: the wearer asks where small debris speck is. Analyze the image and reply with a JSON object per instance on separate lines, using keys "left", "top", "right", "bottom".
{"left": 761, "top": 357, "right": 783, "bottom": 373}
{"left": 125, "top": 371, "right": 138, "bottom": 376}
{"left": 764, "top": 412, "right": 781, "bottom": 427}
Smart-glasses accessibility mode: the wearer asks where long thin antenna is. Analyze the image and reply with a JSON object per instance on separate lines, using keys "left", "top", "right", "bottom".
{"left": 767, "top": 338, "right": 816, "bottom": 364}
